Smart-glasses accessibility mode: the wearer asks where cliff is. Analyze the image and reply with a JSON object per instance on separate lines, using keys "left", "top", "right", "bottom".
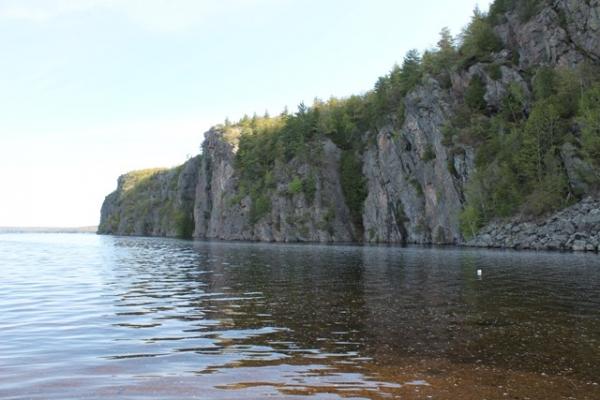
{"left": 192, "top": 129, "right": 357, "bottom": 242}
{"left": 98, "top": 0, "right": 600, "bottom": 250}
{"left": 98, "top": 156, "right": 200, "bottom": 238}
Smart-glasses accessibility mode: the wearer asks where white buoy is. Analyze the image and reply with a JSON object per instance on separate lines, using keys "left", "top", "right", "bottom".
{"left": 477, "top": 269, "right": 482, "bottom": 277}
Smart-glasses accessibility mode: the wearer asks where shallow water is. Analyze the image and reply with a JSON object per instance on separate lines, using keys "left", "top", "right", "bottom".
{"left": 1, "top": 233, "right": 599, "bottom": 399}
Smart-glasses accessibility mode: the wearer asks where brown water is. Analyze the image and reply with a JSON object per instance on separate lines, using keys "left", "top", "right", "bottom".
{"left": 1, "top": 233, "right": 599, "bottom": 399}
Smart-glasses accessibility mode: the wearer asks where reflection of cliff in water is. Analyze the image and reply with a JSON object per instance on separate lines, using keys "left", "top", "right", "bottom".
{"left": 6, "top": 234, "right": 598, "bottom": 398}
{"left": 191, "top": 241, "right": 600, "bottom": 381}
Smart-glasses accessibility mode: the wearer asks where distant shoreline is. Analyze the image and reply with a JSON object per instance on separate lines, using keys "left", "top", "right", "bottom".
{"left": 0, "top": 226, "right": 97, "bottom": 234}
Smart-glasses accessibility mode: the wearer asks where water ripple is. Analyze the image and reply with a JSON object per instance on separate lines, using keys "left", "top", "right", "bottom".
{"left": 0, "top": 233, "right": 599, "bottom": 399}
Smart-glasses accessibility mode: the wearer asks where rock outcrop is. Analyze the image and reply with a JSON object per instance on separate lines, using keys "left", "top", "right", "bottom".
{"left": 98, "top": 0, "right": 600, "bottom": 251}
{"left": 362, "top": 78, "right": 471, "bottom": 244}
{"left": 192, "top": 128, "right": 357, "bottom": 242}
{"left": 98, "top": 156, "right": 200, "bottom": 237}
{"left": 494, "top": 0, "right": 600, "bottom": 69}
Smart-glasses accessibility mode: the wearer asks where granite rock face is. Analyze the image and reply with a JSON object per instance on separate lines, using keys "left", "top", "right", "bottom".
{"left": 98, "top": 156, "right": 200, "bottom": 237}
{"left": 192, "top": 128, "right": 356, "bottom": 242}
{"left": 494, "top": 0, "right": 600, "bottom": 69}
{"left": 362, "top": 78, "right": 471, "bottom": 244}
{"left": 99, "top": 0, "right": 600, "bottom": 251}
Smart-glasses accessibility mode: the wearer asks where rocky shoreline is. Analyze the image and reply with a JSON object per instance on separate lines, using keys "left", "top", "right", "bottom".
{"left": 468, "top": 197, "right": 600, "bottom": 252}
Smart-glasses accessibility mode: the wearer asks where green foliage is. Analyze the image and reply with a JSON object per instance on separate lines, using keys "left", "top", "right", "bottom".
{"left": 250, "top": 194, "right": 271, "bottom": 224}
{"left": 174, "top": 210, "right": 194, "bottom": 239}
{"left": 303, "top": 173, "right": 317, "bottom": 203}
{"left": 460, "top": 205, "right": 482, "bottom": 240}
{"left": 119, "top": 168, "right": 168, "bottom": 192}
{"left": 99, "top": 0, "right": 600, "bottom": 245}
{"left": 457, "top": 64, "right": 600, "bottom": 237}
{"left": 99, "top": 160, "right": 200, "bottom": 237}
{"left": 499, "top": 83, "right": 526, "bottom": 122}
{"left": 488, "top": 0, "right": 544, "bottom": 24}
{"left": 287, "top": 176, "right": 303, "bottom": 195}
{"left": 518, "top": 100, "right": 564, "bottom": 183}
{"left": 521, "top": 153, "right": 569, "bottom": 216}
{"left": 318, "top": 208, "right": 336, "bottom": 235}
{"left": 516, "top": 0, "right": 543, "bottom": 22}
{"left": 422, "top": 27, "right": 458, "bottom": 88}
{"left": 485, "top": 63, "right": 502, "bottom": 80}
{"left": 209, "top": 5, "right": 572, "bottom": 242}
{"left": 211, "top": 1, "right": 597, "bottom": 242}
{"left": 532, "top": 67, "right": 556, "bottom": 100}
{"left": 421, "top": 144, "right": 436, "bottom": 161}
{"left": 459, "top": 161, "right": 521, "bottom": 237}
{"left": 399, "top": 49, "right": 423, "bottom": 91}
{"left": 373, "top": 50, "right": 424, "bottom": 126}
{"left": 579, "top": 83, "right": 600, "bottom": 166}
{"left": 488, "top": 0, "right": 513, "bottom": 24}
{"left": 460, "top": 8, "right": 503, "bottom": 64}
{"left": 465, "top": 75, "right": 487, "bottom": 111}
{"left": 231, "top": 95, "right": 373, "bottom": 228}
{"left": 340, "top": 151, "right": 367, "bottom": 230}
{"left": 409, "top": 178, "right": 424, "bottom": 196}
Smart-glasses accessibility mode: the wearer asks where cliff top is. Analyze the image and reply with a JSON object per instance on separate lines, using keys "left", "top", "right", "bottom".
{"left": 118, "top": 168, "right": 169, "bottom": 193}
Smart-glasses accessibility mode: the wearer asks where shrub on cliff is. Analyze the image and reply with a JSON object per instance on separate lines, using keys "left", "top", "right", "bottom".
{"left": 340, "top": 151, "right": 367, "bottom": 231}
{"left": 465, "top": 75, "right": 487, "bottom": 111}
{"left": 174, "top": 211, "right": 194, "bottom": 239}
{"left": 579, "top": 83, "right": 600, "bottom": 166}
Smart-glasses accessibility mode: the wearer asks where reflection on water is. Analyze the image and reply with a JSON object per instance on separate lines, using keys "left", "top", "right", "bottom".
{"left": 0, "top": 233, "right": 599, "bottom": 399}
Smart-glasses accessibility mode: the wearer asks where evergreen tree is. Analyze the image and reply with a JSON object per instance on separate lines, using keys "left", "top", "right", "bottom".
{"left": 400, "top": 49, "right": 422, "bottom": 91}
{"left": 465, "top": 75, "right": 487, "bottom": 111}
{"left": 437, "top": 27, "right": 455, "bottom": 53}
{"left": 460, "top": 7, "right": 503, "bottom": 62}
{"left": 580, "top": 84, "right": 600, "bottom": 165}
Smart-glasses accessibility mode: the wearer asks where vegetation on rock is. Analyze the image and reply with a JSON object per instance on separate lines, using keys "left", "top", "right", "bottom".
{"left": 100, "top": 0, "right": 600, "bottom": 244}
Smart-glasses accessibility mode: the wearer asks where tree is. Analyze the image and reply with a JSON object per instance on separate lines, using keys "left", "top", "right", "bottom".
{"left": 400, "top": 49, "right": 422, "bottom": 91}
{"left": 579, "top": 83, "right": 600, "bottom": 165}
{"left": 532, "top": 67, "right": 556, "bottom": 100}
{"left": 437, "top": 27, "right": 455, "bottom": 54}
{"left": 500, "top": 82, "right": 526, "bottom": 122}
{"left": 518, "top": 100, "right": 562, "bottom": 183}
{"left": 421, "top": 27, "right": 456, "bottom": 78}
{"left": 522, "top": 153, "right": 568, "bottom": 216}
{"left": 460, "top": 7, "right": 503, "bottom": 62}
{"left": 465, "top": 75, "right": 487, "bottom": 111}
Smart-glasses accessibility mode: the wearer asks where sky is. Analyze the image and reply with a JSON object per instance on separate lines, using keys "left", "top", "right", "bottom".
{"left": 0, "top": 0, "right": 492, "bottom": 227}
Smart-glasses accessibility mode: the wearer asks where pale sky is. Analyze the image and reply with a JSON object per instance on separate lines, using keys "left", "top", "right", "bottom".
{"left": 0, "top": 0, "right": 492, "bottom": 227}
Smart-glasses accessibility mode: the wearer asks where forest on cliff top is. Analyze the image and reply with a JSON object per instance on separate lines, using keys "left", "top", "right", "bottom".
{"left": 222, "top": 0, "right": 600, "bottom": 238}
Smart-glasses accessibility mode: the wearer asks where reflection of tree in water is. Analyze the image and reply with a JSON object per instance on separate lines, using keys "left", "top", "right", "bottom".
{"left": 109, "top": 237, "right": 600, "bottom": 382}
{"left": 194, "top": 242, "right": 600, "bottom": 381}
{"left": 195, "top": 242, "right": 371, "bottom": 359}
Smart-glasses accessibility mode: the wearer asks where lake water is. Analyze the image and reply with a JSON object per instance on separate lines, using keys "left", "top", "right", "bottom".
{"left": 1, "top": 233, "right": 599, "bottom": 399}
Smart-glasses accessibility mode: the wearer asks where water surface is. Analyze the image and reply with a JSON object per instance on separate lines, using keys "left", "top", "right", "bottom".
{"left": 1, "top": 234, "right": 599, "bottom": 399}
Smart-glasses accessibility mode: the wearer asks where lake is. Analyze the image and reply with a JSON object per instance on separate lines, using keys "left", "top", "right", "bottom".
{"left": 1, "top": 233, "right": 599, "bottom": 399}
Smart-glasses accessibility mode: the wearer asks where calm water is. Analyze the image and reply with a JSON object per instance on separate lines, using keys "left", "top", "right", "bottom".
{"left": 1, "top": 234, "right": 599, "bottom": 399}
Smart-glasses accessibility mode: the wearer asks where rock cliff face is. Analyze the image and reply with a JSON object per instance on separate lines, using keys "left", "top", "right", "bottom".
{"left": 98, "top": 156, "right": 200, "bottom": 237}
{"left": 362, "top": 78, "right": 471, "bottom": 244}
{"left": 99, "top": 0, "right": 600, "bottom": 250}
{"left": 495, "top": 0, "right": 600, "bottom": 69}
{"left": 192, "top": 128, "right": 356, "bottom": 242}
